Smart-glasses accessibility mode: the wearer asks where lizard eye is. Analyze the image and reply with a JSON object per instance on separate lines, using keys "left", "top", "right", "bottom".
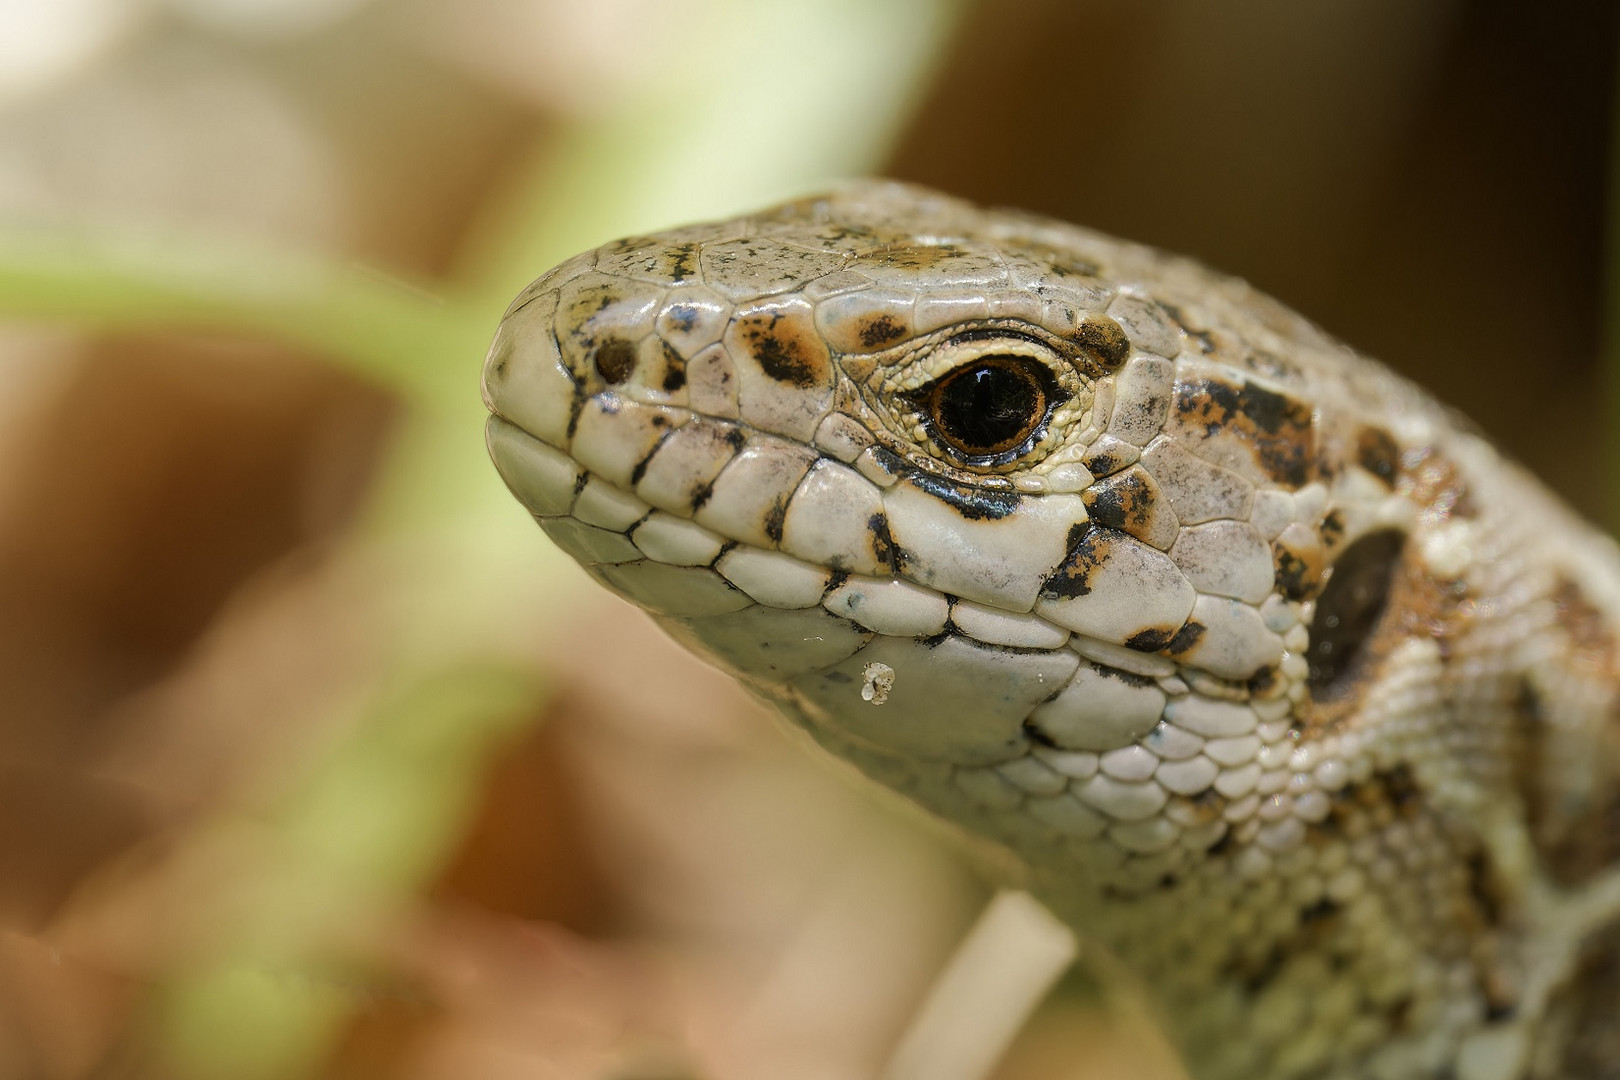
{"left": 913, "top": 355, "right": 1061, "bottom": 465}
{"left": 1306, "top": 528, "right": 1406, "bottom": 699}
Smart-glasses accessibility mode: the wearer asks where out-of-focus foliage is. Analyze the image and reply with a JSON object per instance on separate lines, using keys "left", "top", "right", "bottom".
{"left": 0, "top": 3, "right": 982, "bottom": 1078}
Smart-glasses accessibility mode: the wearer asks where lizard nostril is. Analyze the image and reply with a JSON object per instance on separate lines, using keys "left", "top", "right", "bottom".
{"left": 594, "top": 339, "right": 637, "bottom": 384}
{"left": 1306, "top": 528, "right": 1406, "bottom": 700}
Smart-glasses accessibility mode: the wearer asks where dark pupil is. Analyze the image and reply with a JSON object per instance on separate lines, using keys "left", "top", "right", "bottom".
{"left": 1306, "top": 528, "right": 1406, "bottom": 700}
{"left": 929, "top": 359, "right": 1046, "bottom": 459}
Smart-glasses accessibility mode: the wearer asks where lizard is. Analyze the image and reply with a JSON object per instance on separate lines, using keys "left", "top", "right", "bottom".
{"left": 480, "top": 181, "right": 1620, "bottom": 1080}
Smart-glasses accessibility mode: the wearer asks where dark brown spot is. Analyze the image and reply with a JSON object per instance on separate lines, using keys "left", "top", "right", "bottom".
{"left": 1073, "top": 315, "right": 1131, "bottom": 372}
{"left": 1022, "top": 718, "right": 1062, "bottom": 749}
{"left": 1170, "top": 376, "right": 1315, "bottom": 487}
{"left": 594, "top": 339, "right": 636, "bottom": 384}
{"left": 629, "top": 427, "right": 676, "bottom": 487}
{"left": 1515, "top": 669, "right": 1620, "bottom": 887}
{"left": 858, "top": 314, "right": 908, "bottom": 348}
{"left": 1356, "top": 427, "right": 1400, "bottom": 488}
{"left": 666, "top": 243, "right": 698, "bottom": 284}
{"left": 733, "top": 304, "right": 830, "bottom": 389}
{"left": 1091, "top": 663, "right": 1156, "bottom": 689}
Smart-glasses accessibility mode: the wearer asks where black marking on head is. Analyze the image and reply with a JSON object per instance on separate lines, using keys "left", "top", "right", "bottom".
{"left": 571, "top": 472, "right": 589, "bottom": 498}
{"left": 688, "top": 480, "right": 715, "bottom": 513}
{"left": 660, "top": 342, "right": 687, "bottom": 392}
{"left": 1299, "top": 898, "right": 1340, "bottom": 926}
{"left": 1320, "top": 509, "right": 1346, "bottom": 547}
{"left": 1164, "top": 621, "right": 1206, "bottom": 656}
{"left": 724, "top": 426, "right": 748, "bottom": 451}
{"left": 763, "top": 499, "right": 787, "bottom": 545}
{"left": 1082, "top": 467, "right": 1164, "bottom": 544}
{"left": 1380, "top": 765, "right": 1421, "bottom": 814}
{"left": 867, "top": 512, "right": 901, "bottom": 571}
{"left": 1080, "top": 446, "right": 1128, "bottom": 478}
{"left": 629, "top": 428, "right": 676, "bottom": 488}
{"left": 920, "top": 629, "right": 952, "bottom": 649}
{"left": 904, "top": 471, "right": 1022, "bottom": 521}
{"left": 565, "top": 389, "right": 586, "bottom": 441}
{"left": 1124, "top": 626, "right": 1175, "bottom": 652}
{"left": 1040, "top": 523, "right": 1116, "bottom": 600}
{"left": 1158, "top": 301, "right": 1216, "bottom": 354}
{"left": 667, "top": 243, "right": 698, "bottom": 284}
{"left": 1088, "top": 662, "right": 1155, "bottom": 689}
{"left": 859, "top": 314, "right": 908, "bottom": 348}
{"left": 752, "top": 329, "right": 818, "bottom": 386}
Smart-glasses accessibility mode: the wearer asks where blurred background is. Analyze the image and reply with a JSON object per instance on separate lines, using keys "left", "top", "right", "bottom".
{"left": 0, "top": 2, "right": 1613, "bottom": 1078}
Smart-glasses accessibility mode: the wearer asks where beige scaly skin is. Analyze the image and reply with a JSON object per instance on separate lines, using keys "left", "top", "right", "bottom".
{"left": 481, "top": 182, "right": 1620, "bottom": 1080}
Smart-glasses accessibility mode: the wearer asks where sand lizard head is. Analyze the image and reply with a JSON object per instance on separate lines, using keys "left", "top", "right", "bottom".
{"left": 479, "top": 180, "right": 1474, "bottom": 893}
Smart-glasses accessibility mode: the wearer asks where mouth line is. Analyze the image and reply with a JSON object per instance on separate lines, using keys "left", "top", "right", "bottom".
{"left": 487, "top": 414, "right": 1172, "bottom": 668}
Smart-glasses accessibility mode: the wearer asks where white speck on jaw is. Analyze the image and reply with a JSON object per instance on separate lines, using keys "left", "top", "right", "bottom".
{"left": 861, "top": 661, "right": 895, "bottom": 704}
{"left": 793, "top": 635, "right": 1079, "bottom": 764}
